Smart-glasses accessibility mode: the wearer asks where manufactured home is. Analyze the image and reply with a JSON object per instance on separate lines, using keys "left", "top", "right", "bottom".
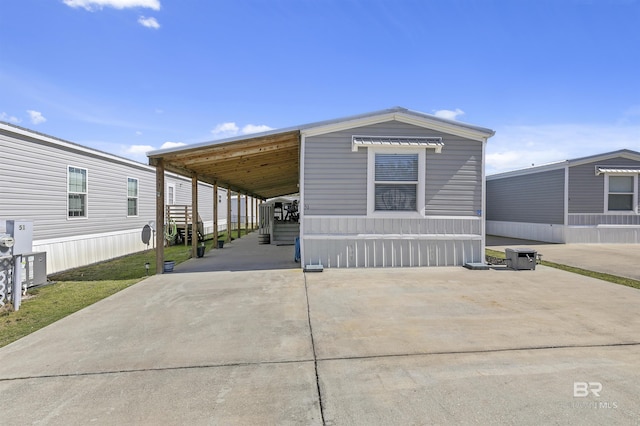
{"left": 486, "top": 149, "right": 640, "bottom": 243}
{"left": 0, "top": 121, "right": 229, "bottom": 274}
{"left": 148, "top": 107, "right": 495, "bottom": 270}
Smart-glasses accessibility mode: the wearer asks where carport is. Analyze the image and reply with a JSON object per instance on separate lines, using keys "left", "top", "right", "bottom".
{"left": 147, "top": 128, "right": 302, "bottom": 274}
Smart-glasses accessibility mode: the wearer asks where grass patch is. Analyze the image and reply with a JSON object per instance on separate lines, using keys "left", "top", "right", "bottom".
{"left": 538, "top": 260, "right": 640, "bottom": 290}
{"left": 485, "top": 248, "right": 640, "bottom": 290}
{"left": 48, "top": 244, "right": 195, "bottom": 281}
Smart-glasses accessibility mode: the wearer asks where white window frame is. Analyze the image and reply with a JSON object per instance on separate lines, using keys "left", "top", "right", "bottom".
{"left": 166, "top": 183, "right": 176, "bottom": 206}
{"left": 604, "top": 173, "right": 638, "bottom": 214}
{"left": 127, "top": 177, "right": 139, "bottom": 217}
{"left": 367, "top": 147, "right": 425, "bottom": 217}
{"left": 67, "top": 166, "right": 88, "bottom": 220}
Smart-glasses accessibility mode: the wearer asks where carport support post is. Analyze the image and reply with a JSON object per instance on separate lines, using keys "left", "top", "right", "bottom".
{"left": 213, "top": 183, "right": 218, "bottom": 248}
{"left": 250, "top": 195, "right": 255, "bottom": 230}
{"left": 226, "top": 189, "right": 232, "bottom": 243}
{"left": 191, "top": 172, "right": 198, "bottom": 258}
{"left": 155, "top": 159, "right": 165, "bottom": 274}
{"left": 244, "top": 194, "right": 249, "bottom": 233}
{"left": 237, "top": 192, "right": 242, "bottom": 239}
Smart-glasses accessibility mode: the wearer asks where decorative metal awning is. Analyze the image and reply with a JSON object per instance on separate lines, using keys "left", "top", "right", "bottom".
{"left": 352, "top": 136, "right": 444, "bottom": 152}
{"left": 595, "top": 166, "right": 640, "bottom": 175}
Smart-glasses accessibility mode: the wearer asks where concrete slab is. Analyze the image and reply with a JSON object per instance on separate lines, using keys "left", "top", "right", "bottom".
{"left": 305, "top": 267, "right": 640, "bottom": 360}
{"left": 0, "top": 362, "right": 321, "bottom": 425}
{"left": 319, "top": 346, "right": 640, "bottom": 425}
{"left": 0, "top": 269, "right": 312, "bottom": 378}
{"left": 487, "top": 235, "right": 640, "bottom": 281}
{"left": 1, "top": 237, "right": 639, "bottom": 424}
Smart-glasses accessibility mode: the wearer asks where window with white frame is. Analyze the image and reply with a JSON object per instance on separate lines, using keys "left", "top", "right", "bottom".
{"left": 367, "top": 148, "right": 425, "bottom": 215}
{"left": 606, "top": 174, "right": 637, "bottom": 212}
{"left": 167, "top": 183, "right": 175, "bottom": 205}
{"left": 127, "top": 177, "right": 139, "bottom": 216}
{"left": 68, "top": 166, "right": 87, "bottom": 218}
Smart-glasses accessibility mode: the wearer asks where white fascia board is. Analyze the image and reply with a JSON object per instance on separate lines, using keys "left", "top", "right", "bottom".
{"left": 487, "top": 161, "right": 568, "bottom": 180}
{"left": 569, "top": 150, "right": 640, "bottom": 168}
{"left": 301, "top": 111, "right": 494, "bottom": 142}
{"left": 1, "top": 122, "right": 154, "bottom": 171}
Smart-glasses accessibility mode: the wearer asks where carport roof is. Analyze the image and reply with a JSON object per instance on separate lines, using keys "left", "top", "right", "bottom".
{"left": 147, "top": 106, "right": 495, "bottom": 199}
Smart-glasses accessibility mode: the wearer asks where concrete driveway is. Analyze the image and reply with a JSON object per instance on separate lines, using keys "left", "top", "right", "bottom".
{"left": 1, "top": 233, "right": 639, "bottom": 425}
{"left": 487, "top": 235, "right": 640, "bottom": 280}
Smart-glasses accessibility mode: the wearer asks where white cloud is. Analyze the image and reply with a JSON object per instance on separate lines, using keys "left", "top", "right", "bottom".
{"left": 486, "top": 122, "right": 640, "bottom": 175}
{"left": 126, "top": 144, "right": 154, "bottom": 155}
{"left": 211, "top": 122, "right": 240, "bottom": 138}
{"left": 211, "top": 122, "right": 274, "bottom": 139}
{"left": 27, "top": 110, "right": 47, "bottom": 124}
{"left": 62, "top": 0, "right": 161, "bottom": 11}
{"left": 434, "top": 108, "right": 465, "bottom": 121}
{"left": 0, "top": 112, "right": 20, "bottom": 123}
{"left": 242, "top": 124, "right": 273, "bottom": 134}
{"left": 160, "top": 141, "right": 186, "bottom": 149}
{"left": 138, "top": 16, "right": 160, "bottom": 29}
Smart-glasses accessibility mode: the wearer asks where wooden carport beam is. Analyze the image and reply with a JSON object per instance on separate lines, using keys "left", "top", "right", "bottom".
{"left": 155, "top": 159, "right": 165, "bottom": 274}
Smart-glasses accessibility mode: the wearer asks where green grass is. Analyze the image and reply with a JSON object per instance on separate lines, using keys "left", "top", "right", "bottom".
{"left": 485, "top": 248, "right": 640, "bottom": 290}
{"left": 48, "top": 244, "right": 196, "bottom": 281}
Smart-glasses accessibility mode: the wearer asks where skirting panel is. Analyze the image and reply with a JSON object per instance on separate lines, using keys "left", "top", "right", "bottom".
{"left": 565, "top": 226, "right": 640, "bottom": 243}
{"left": 34, "top": 230, "right": 153, "bottom": 275}
{"left": 486, "top": 221, "right": 565, "bottom": 243}
{"left": 303, "top": 238, "right": 482, "bottom": 268}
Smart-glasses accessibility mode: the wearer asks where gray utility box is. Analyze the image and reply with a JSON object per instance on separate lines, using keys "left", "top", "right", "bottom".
{"left": 22, "top": 252, "right": 47, "bottom": 287}
{"left": 505, "top": 248, "right": 537, "bottom": 270}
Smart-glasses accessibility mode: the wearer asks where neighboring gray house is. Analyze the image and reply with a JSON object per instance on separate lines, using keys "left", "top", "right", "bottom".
{"left": 0, "top": 121, "right": 228, "bottom": 274}
{"left": 487, "top": 149, "right": 640, "bottom": 243}
{"left": 148, "top": 107, "right": 496, "bottom": 268}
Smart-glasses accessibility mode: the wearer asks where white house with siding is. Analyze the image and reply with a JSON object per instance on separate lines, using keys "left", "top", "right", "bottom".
{"left": 486, "top": 149, "right": 640, "bottom": 243}
{"left": 0, "top": 121, "right": 228, "bottom": 274}
{"left": 148, "top": 107, "right": 495, "bottom": 269}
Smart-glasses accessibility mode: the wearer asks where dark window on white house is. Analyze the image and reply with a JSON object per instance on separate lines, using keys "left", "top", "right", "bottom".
{"left": 68, "top": 166, "right": 87, "bottom": 218}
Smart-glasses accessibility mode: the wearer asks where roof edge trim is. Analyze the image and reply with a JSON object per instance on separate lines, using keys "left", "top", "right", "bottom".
{"left": 301, "top": 110, "right": 494, "bottom": 141}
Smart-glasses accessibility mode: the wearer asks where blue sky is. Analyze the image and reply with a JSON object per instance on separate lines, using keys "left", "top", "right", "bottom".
{"left": 1, "top": 0, "right": 639, "bottom": 174}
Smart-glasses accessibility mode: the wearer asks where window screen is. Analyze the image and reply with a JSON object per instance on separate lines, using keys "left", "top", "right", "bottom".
{"left": 608, "top": 176, "right": 634, "bottom": 211}
{"left": 68, "top": 167, "right": 87, "bottom": 218}
{"left": 374, "top": 153, "right": 418, "bottom": 211}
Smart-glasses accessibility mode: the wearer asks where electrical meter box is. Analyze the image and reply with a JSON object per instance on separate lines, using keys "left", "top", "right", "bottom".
{"left": 22, "top": 252, "right": 47, "bottom": 287}
{"left": 7, "top": 220, "right": 33, "bottom": 255}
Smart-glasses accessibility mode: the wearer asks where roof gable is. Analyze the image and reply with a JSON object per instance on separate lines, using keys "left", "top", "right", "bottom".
{"left": 300, "top": 107, "right": 495, "bottom": 142}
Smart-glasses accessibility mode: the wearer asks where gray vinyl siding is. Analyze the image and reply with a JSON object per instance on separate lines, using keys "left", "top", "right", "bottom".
{"left": 303, "top": 120, "right": 483, "bottom": 216}
{"left": 0, "top": 128, "right": 214, "bottom": 241}
{"left": 303, "top": 127, "right": 368, "bottom": 215}
{"left": 486, "top": 169, "right": 565, "bottom": 224}
{"left": 425, "top": 137, "right": 482, "bottom": 216}
{"left": 568, "top": 157, "right": 640, "bottom": 214}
